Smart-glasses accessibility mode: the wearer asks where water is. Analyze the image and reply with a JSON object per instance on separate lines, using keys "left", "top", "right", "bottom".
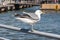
{"left": 0, "top": 6, "right": 60, "bottom": 40}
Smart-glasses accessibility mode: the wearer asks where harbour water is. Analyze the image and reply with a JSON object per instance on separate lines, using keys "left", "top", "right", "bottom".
{"left": 0, "top": 6, "right": 60, "bottom": 40}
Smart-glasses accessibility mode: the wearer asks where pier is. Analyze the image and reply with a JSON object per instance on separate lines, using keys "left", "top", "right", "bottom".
{"left": 0, "top": 0, "right": 40, "bottom": 12}
{"left": 0, "top": 0, "right": 60, "bottom": 12}
{"left": 0, "top": 3, "right": 39, "bottom": 13}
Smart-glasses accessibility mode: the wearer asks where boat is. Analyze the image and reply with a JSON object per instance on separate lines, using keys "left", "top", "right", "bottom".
{"left": 41, "top": 0, "right": 60, "bottom": 11}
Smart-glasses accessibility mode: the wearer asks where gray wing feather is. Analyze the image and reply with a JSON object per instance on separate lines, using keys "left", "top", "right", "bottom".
{"left": 23, "top": 12, "right": 39, "bottom": 20}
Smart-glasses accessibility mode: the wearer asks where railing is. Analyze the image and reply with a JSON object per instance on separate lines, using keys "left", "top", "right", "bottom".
{"left": 0, "top": 37, "right": 9, "bottom": 40}
{"left": 0, "top": 24, "right": 60, "bottom": 39}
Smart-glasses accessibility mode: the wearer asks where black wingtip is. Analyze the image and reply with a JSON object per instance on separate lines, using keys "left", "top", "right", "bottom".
{"left": 14, "top": 13, "right": 20, "bottom": 17}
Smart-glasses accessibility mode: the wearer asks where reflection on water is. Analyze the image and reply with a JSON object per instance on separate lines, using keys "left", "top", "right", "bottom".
{"left": 0, "top": 6, "right": 60, "bottom": 40}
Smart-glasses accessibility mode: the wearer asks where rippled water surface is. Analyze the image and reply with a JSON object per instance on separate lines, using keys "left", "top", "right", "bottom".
{"left": 0, "top": 6, "right": 60, "bottom": 40}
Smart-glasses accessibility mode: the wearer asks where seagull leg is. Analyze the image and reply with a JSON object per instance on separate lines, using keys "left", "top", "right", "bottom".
{"left": 31, "top": 25, "right": 33, "bottom": 30}
{"left": 29, "top": 24, "right": 34, "bottom": 32}
{"left": 30, "top": 24, "right": 34, "bottom": 32}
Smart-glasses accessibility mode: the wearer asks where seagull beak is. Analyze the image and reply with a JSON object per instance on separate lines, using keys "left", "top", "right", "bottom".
{"left": 41, "top": 10, "right": 46, "bottom": 14}
{"left": 41, "top": 12, "right": 45, "bottom": 14}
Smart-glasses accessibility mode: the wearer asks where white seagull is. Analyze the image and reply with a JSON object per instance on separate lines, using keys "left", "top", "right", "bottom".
{"left": 15, "top": 10, "right": 43, "bottom": 31}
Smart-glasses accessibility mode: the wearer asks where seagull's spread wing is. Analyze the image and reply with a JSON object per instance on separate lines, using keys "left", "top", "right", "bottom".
{"left": 23, "top": 12, "right": 39, "bottom": 20}
{"left": 15, "top": 13, "right": 30, "bottom": 18}
{"left": 15, "top": 12, "right": 39, "bottom": 20}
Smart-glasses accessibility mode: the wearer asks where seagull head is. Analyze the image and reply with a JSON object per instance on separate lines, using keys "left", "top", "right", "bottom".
{"left": 35, "top": 10, "right": 43, "bottom": 20}
{"left": 35, "top": 10, "right": 43, "bottom": 15}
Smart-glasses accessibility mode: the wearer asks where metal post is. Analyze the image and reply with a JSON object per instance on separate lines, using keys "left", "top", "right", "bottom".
{"left": 15, "top": 0, "right": 16, "bottom": 4}
{"left": 1, "top": 0, "right": 4, "bottom": 6}
{"left": 10, "top": 0, "right": 11, "bottom": 3}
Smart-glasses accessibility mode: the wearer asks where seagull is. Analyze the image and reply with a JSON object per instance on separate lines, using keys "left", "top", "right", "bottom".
{"left": 14, "top": 10, "right": 43, "bottom": 31}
